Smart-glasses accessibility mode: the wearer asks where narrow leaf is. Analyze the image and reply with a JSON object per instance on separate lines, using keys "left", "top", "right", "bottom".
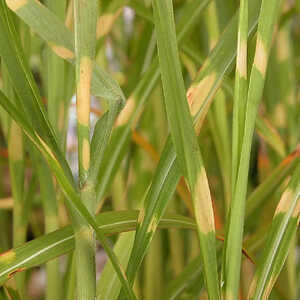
{"left": 222, "top": 1, "right": 284, "bottom": 298}
{"left": 5, "top": 0, "right": 125, "bottom": 104}
{"left": 0, "top": 211, "right": 196, "bottom": 285}
{"left": 150, "top": 1, "right": 219, "bottom": 298}
{"left": 248, "top": 164, "right": 300, "bottom": 300}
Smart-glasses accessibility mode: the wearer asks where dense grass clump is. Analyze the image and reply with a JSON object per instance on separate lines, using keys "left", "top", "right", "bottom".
{"left": 0, "top": 0, "right": 299, "bottom": 299}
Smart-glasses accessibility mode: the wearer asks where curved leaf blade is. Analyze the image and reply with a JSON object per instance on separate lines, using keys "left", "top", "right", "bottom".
{"left": 0, "top": 211, "right": 196, "bottom": 285}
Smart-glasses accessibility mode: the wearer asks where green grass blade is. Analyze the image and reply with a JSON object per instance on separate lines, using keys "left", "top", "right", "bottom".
{"left": 222, "top": 1, "right": 284, "bottom": 299}
{"left": 32, "top": 150, "right": 61, "bottom": 300}
{"left": 120, "top": 2, "right": 263, "bottom": 297}
{"left": 0, "top": 0, "right": 298, "bottom": 298}
{"left": 207, "top": 90, "right": 232, "bottom": 210}
{"left": 151, "top": 1, "right": 218, "bottom": 298}
{"left": 41, "top": 1, "right": 66, "bottom": 298}
{"left": 163, "top": 255, "right": 204, "bottom": 300}
{"left": 232, "top": 0, "right": 248, "bottom": 195}
{"left": 247, "top": 164, "right": 300, "bottom": 300}
{"left": 1, "top": 2, "right": 131, "bottom": 297}
{"left": 256, "top": 116, "right": 286, "bottom": 158}
{"left": 187, "top": 0, "right": 260, "bottom": 127}
{"left": 96, "top": 232, "right": 135, "bottom": 300}
{"left": 0, "top": 1, "right": 73, "bottom": 182}
{"left": 8, "top": 125, "right": 26, "bottom": 294}
{"left": 0, "top": 89, "right": 136, "bottom": 300}
{"left": 0, "top": 211, "right": 196, "bottom": 285}
{"left": 5, "top": 0, "right": 125, "bottom": 104}
{"left": 73, "top": 1, "right": 98, "bottom": 298}
{"left": 74, "top": 0, "right": 97, "bottom": 186}
{"left": 89, "top": 100, "right": 123, "bottom": 184}
{"left": 204, "top": 3, "right": 232, "bottom": 211}
{"left": 1, "top": 65, "right": 27, "bottom": 295}
{"left": 45, "top": 0, "right": 67, "bottom": 146}
{"left": 95, "top": 0, "right": 211, "bottom": 206}
{"left": 95, "top": 62, "right": 160, "bottom": 206}
{"left": 123, "top": 137, "right": 181, "bottom": 280}
{"left": 275, "top": 23, "right": 298, "bottom": 151}
{"left": 0, "top": 90, "right": 95, "bottom": 233}
{"left": 246, "top": 146, "right": 300, "bottom": 222}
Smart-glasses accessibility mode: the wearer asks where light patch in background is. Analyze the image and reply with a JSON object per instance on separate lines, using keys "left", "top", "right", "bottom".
{"left": 123, "top": 6, "right": 135, "bottom": 36}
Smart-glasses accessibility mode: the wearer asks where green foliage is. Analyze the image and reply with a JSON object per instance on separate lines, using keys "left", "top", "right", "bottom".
{"left": 0, "top": 0, "right": 299, "bottom": 299}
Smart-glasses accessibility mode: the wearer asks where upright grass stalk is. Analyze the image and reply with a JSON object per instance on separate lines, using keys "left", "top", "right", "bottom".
{"left": 0, "top": 3, "right": 136, "bottom": 298}
{"left": 0, "top": 0, "right": 299, "bottom": 298}
{"left": 120, "top": 3, "right": 261, "bottom": 298}
{"left": 2, "top": 64, "right": 26, "bottom": 296}
{"left": 73, "top": 0, "right": 98, "bottom": 299}
{"left": 231, "top": 0, "right": 248, "bottom": 195}
{"left": 275, "top": 22, "right": 298, "bottom": 151}
{"left": 96, "top": 232, "right": 136, "bottom": 300}
{"left": 46, "top": 0, "right": 67, "bottom": 146}
{"left": 205, "top": 1, "right": 232, "bottom": 211}
{"left": 33, "top": 151, "right": 61, "bottom": 300}
{"left": 41, "top": 3, "right": 67, "bottom": 298}
{"left": 222, "top": 1, "right": 284, "bottom": 299}
{"left": 0, "top": 87, "right": 139, "bottom": 300}
{"left": 1, "top": 23, "right": 26, "bottom": 297}
{"left": 96, "top": 0, "right": 211, "bottom": 207}
{"left": 96, "top": 169, "right": 136, "bottom": 300}
{"left": 151, "top": 0, "right": 219, "bottom": 299}
{"left": 74, "top": 0, "right": 96, "bottom": 186}
{"left": 8, "top": 120, "right": 25, "bottom": 294}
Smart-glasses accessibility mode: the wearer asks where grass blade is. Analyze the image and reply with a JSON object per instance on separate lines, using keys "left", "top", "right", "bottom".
{"left": 232, "top": 0, "right": 248, "bottom": 195}
{"left": 163, "top": 255, "right": 204, "bottom": 300}
{"left": 89, "top": 101, "right": 123, "bottom": 184}
{"left": 45, "top": 0, "right": 68, "bottom": 147}
{"left": 32, "top": 150, "right": 61, "bottom": 300}
{"left": 73, "top": 1, "right": 98, "bottom": 298}
{"left": 256, "top": 116, "right": 286, "bottom": 158}
{"left": 0, "top": 1, "right": 73, "bottom": 181}
{"left": 246, "top": 146, "right": 300, "bottom": 222}
{"left": 0, "top": 0, "right": 298, "bottom": 298}
{"left": 42, "top": 2, "right": 66, "bottom": 296}
{"left": 1, "top": 65, "right": 26, "bottom": 295}
{"left": 120, "top": 2, "right": 263, "bottom": 297}
{"left": 0, "top": 88, "right": 136, "bottom": 300}
{"left": 204, "top": 2, "right": 232, "bottom": 211}
{"left": 95, "top": 0, "right": 211, "bottom": 206}
{"left": 0, "top": 2, "right": 134, "bottom": 298}
{"left": 247, "top": 164, "right": 300, "bottom": 299}
{"left": 5, "top": 0, "right": 125, "bottom": 104}
{"left": 96, "top": 232, "right": 135, "bottom": 300}
{"left": 222, "top": 1, "right": 284, "bottom": 299}
{"left": 0, "top": 211, "right": 196, "bottom": 285}
{"left": 151, "top": 1, "right": 218, "bottom": 298}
